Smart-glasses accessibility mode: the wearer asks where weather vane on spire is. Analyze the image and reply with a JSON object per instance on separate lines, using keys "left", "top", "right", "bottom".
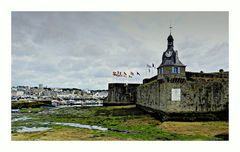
{"left": 169, "top": 24, "right": 173, "bottom": 34}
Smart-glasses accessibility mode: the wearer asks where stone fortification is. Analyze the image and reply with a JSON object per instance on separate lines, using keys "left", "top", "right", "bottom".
{"left": 136, "top": 71, "right": 228, "bottom": 121}
{"left": 105, "top": 33, "right": 228, "bottom": 121}
{"left": 105, "top": 83, "right": 140, "bottom": 105}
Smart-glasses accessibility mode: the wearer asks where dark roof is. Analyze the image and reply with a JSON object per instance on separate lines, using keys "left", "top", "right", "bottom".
{"left": 158, "top": 34, "right": 185, "bottom": 68}
{"left": 160, "top": 58, "right": 184, "bottom": 66}
{"left": 159, "top": 50, "right": 185, "bottom": 67}
{"left": 167, "top": 34, "right": 174, "bottom": 41}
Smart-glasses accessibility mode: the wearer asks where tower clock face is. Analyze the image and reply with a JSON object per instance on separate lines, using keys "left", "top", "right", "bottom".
{"left": 165, "top": 51, "right": 172, "bottom": 57}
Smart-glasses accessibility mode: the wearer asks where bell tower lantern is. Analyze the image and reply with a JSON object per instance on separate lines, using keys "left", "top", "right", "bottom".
{"left": 157, "top": 27, "right": 186, "bottom": 81}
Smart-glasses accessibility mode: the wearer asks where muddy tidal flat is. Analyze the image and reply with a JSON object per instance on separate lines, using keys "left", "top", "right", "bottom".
{"left": 12, "top": 105, "right": 228, "bottom": 140}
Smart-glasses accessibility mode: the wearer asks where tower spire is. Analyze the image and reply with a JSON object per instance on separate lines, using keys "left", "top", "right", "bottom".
{"left": 167, "top": 24, "right": 174, "bottom": 49}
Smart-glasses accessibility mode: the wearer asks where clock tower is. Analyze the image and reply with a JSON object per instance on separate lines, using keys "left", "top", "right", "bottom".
{"left": 157, "top": 30, "right": 186, "bottom": 81}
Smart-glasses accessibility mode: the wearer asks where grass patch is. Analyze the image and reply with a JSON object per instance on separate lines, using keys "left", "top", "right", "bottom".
{"left": 158, "top": 121, "right": 228, "bottom": 137}
{"left": 12, "top": 105, "right": 228, "bottom": 141}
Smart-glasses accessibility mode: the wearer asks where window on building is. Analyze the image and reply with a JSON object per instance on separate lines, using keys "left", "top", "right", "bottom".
{"left": 159, "top": 67, "right": 164, "bottom": 74}
{"left": 172, "top": 67, "right": 180, "bottom": 74}
{"left": 178, "top": 67, "right": 180, "bottom": 73}
{"left": 171, "top": 67, "right": 175, "bottom": 73}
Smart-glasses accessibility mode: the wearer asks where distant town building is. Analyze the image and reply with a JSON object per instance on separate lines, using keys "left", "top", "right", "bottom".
{"left": 39, "top": 84, "right": 43, "bottom": 89}
{"left": 11, "top": 90, "right": 24, "bottom": 96}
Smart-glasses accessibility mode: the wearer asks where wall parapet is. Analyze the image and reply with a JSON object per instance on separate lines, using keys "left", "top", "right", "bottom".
{"left": 186, "top": 71, "right": 229, "bottom": 79}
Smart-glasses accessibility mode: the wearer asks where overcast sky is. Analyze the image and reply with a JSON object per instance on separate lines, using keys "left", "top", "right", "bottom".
{"left": 12, "top": 12, "right": 228, "bottom": 89}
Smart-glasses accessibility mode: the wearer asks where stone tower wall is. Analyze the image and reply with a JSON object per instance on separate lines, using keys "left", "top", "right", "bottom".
{"left": 158, "top": 66, "right": 186, "bottom": 80}
{"left": 105, "top": 83, "right": 140, "bottom": 105}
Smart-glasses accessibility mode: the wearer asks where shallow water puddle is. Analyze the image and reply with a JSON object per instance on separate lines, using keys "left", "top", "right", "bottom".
{"left": 41, "top": 122, "right": 143, "bottom": 134}
{"left": 16, "top": 126, "right": 51, "bottom": 133}
{"left": 12, "top": 116, "right": 31, "bottom": 122}
{"left": 15, "top": 122, "right": 142, "bottom": 134}
{"left": 41, "top": 122, "right": 108, "bottom": 131}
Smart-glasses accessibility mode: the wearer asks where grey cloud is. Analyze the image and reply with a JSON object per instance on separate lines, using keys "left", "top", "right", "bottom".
{"left": 12, "top": 12, "right": 228, "bottom": 89}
